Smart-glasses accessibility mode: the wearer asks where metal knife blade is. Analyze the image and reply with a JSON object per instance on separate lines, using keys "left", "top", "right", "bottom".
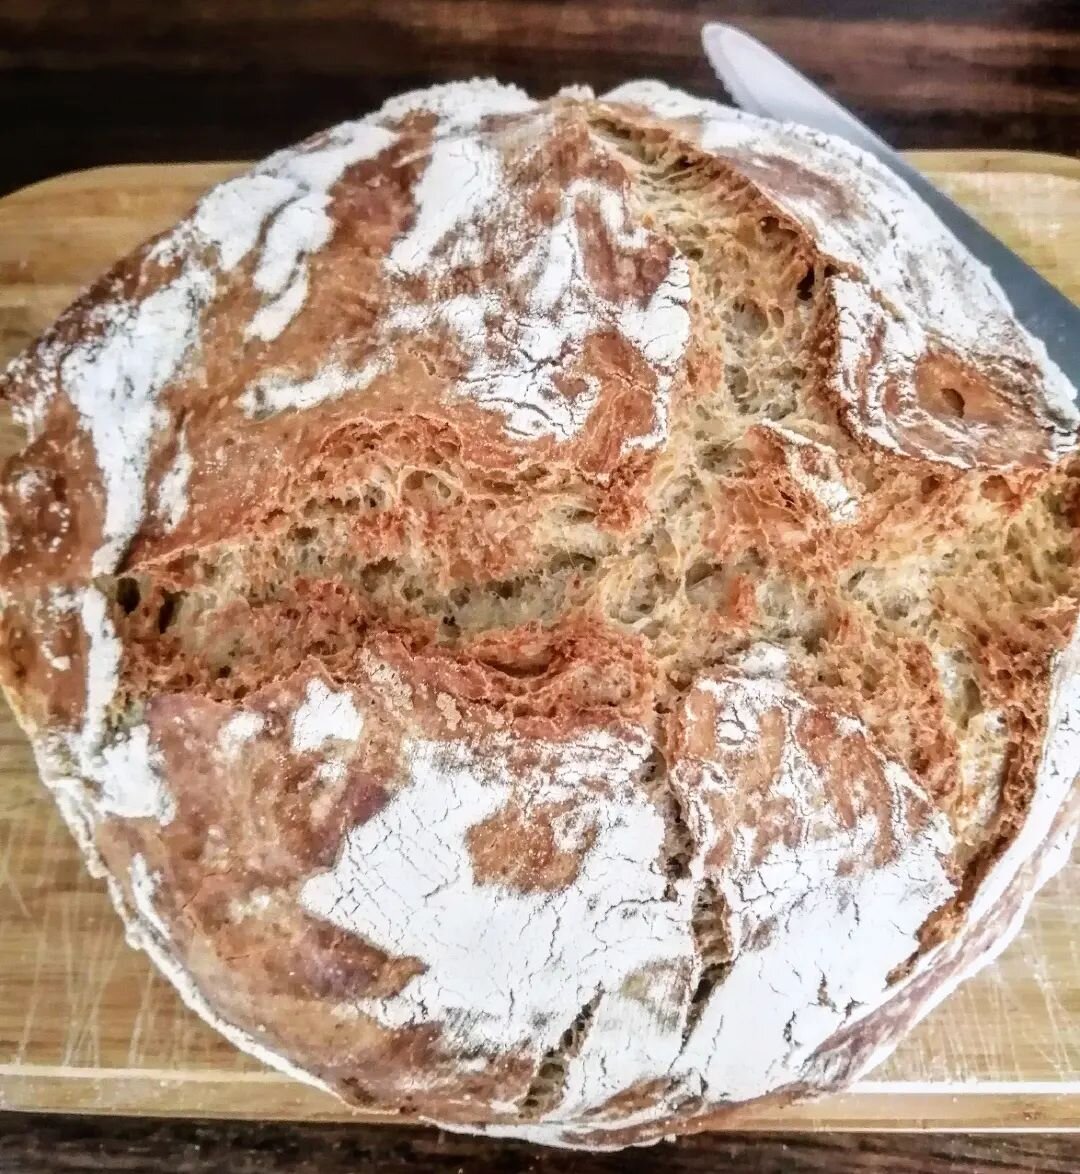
{"left": 701, "top": 22, "right": 1080, "bottom": 390}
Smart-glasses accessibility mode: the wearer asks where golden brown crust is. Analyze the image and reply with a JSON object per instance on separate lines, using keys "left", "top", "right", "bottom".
{"left": 1, "top": 79, "right": 1078, "bottom": 1147}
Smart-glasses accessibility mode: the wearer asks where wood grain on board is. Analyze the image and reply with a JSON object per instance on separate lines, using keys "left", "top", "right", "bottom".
{"left": 0, "top": 152, "right": 1078, "bottom": 1129}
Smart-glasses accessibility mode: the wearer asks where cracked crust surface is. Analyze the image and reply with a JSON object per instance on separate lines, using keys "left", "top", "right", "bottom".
{"left": 1, "top": 79, "right": 1079, "bottom": 1147}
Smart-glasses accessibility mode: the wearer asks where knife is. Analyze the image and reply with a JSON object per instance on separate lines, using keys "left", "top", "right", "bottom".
{"left": 701, "top": 22, "right": 1080, "bottom": 389}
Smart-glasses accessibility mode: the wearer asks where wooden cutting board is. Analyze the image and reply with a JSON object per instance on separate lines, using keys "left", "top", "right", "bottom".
{"left": 0, "top": 152, "right": 1078, "bottom": 1131}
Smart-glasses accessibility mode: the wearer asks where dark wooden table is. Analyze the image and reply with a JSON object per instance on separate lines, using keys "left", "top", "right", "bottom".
{"left": 1, "top": 0, "right": 1079, "bottom": 198}
{"left": 2, "top": 1115, "right": 1080, "bottom": 1174}
{"left": 1, "top": 1, "right": 1079, "bottom": 1171}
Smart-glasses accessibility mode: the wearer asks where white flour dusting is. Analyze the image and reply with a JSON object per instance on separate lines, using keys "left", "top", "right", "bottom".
{"left": 376, "top": 79, "right": 536, "bottom": 134}
{"left": 248, "top": 275, "right": 311, "bottom": 344}
{"left": 60, "top": 268, "right": 215, "bottom": 572}
{"left": 25, "top": 740, "right": 338, "bottom": 1101}
{"left": 291, "top": 678, "right": 364, "bottom": 753}
{"left": 732, "top": 642, "right": 790, "bottom": 679}
{"left": 228, "top": 889, "right": 275, "bottom": 921}
{"left": 675, "top": 681, "right": 953, "bottom": 1103}
{"left": 829, "top": 278, "right": 966, "bottom": 467}
{"left": 239, "top": 358, "right": 384, "bottom": 420}
{"left": 240, "top": 94, "right": 690, "bottom": 449}
{"left": 617, "top": 258, "right": 692, "bottom": 452}
{"left": 529, "top": 675, "right": 953, "bottom": 1141}
{"left": 387, "top": 136, "right": 505, "bottom": 277}
{"left": 764, "top": 423, "right": 860, "bottom": 522}
{"left": 129, "top": 854, "right": 174, "bottom": 941}
{"left": 35, "top": 589, "right": 77, "bottom": 674}
{"left": 300, "top": 727, "right": 689, "bottom": 1056}
{"left": 11, "top": 81, "right": 697, "bottom": 533}
{"left": 822, "top": 630, "right": 1080, "bottom": 1094}
{"left": 96, "top": 724, "right": 175, "bottom": 822}
{"left": 32, "top": 118, "right": 398, "bottom": 568}
{"left": 76, "top": 586, "right": 123, "bottom": 764}
{"left": 42, "top": 648, "right": 71, "bottom": 672}
{"left": 155, "top": 425, "right": 192, "bottom": 532}
{"left": 14, "top": 469, "right": 45, "bottom": 500}
{"left": 378, "top": 152, "right": 690, "bottom": 446}
{"left": 166, "top": 173, "right": 295, "bottom": 269}
{"left": 667, "top": 676, "right": 952, "bottom": 1107}
{"left": 118, "top": 866, "right": 335, "bottom": 1095}
{"left": 300, "top": 673, "right": 954, "bottom": 1139}
{"left": 35, "top": 588, "right": 177, "bottom": 825}
{"left": 245, "top": 123, "right": 397, "bottom": 342}
{"left": 218, "top": 711, "right": 267, "bottom": 757}
{"left": 554, "top": 970, "right": 689, "bottom": 1126}
{"left": 160, "top": 121, "right": 397, "bottom": 345}
{"left": 604, "top": 80, "right": 731, "bottom": 123}
{"left": 316, "top": 757, "right": 348, "bottom": 786}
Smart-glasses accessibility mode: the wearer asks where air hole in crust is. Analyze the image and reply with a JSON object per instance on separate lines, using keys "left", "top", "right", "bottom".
{"left": 941, "top": 386, "right": 966, "bottom": 417}
{"left": 981, "top": 475, "right": 1013, "bottom": 503}
{"left": 157, "top": 591, "right": 181, "bottom": 633}
{"left": 731, "top": 300, "right": 767, "bottom": 339}
{"left": 685, "top": 559, "right": 721, "bottom": 591}
{"left": 116, "top": 578, "right": 141, "bottom": 614}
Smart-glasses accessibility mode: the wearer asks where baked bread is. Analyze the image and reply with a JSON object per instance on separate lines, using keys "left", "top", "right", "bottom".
{"left": 1, "top": 79, "right": 1078, "bottom": 1148}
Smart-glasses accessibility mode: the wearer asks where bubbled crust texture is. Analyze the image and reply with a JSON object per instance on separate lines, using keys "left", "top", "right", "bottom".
{"left": 1, "top": 79, "right": 1079, "bottom": 1148}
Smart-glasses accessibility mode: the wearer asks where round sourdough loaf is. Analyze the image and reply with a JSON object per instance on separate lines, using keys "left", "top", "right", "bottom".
{"left": 1, "top": 79, "right": 1078, "bottom": 1147}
